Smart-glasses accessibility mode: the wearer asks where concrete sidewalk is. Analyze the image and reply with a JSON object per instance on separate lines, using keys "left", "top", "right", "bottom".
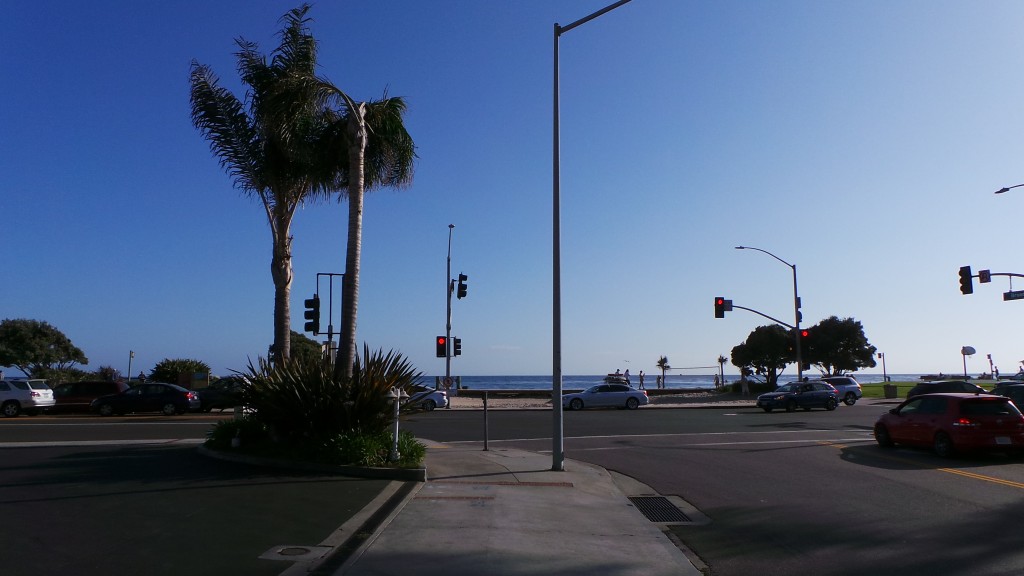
{"left": 335, "top": 440, "right": 704, "bottom": 575}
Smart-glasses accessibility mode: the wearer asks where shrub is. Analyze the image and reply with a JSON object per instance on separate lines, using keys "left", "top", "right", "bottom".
{"left": 150, "top": 358, "right": 210, "bottom": 385}
{"left": 239, "top": 344, "right": 424, "bottom": 447}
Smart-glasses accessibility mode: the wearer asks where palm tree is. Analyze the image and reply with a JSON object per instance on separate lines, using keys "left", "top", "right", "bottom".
{"left": 656, "top": 356, "right": 670, "bottom": 389}
{"left": 189, "top": 5, "right": 342, "bottom": 363}
{"left": 321, "top": 87, "right": 415, "bottom": 379}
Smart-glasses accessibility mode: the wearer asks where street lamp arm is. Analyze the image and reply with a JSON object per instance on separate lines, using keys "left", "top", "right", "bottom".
{"left": 557, "top": 0, "right": 632, "bottom": 35}
{"left": 995, "top": 184, "right": 1024, "bottom": 194}
{"left": 735, "top": 245, "right": 793, "bottom": 269}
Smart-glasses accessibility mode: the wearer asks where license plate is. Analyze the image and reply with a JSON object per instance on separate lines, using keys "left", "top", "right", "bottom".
{"left": 995, "top": 437, "right": 1011, "bottom": 445}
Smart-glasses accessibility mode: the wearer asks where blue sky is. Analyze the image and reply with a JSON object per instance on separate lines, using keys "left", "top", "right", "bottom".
{"left": 4, "top": 0, "right": 1024, "bottom": 379}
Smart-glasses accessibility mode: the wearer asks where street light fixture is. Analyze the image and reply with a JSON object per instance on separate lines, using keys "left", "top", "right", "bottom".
{"left": 995, "top": 184, "right": 1024, "bottom": 194}
{"left": 553, "top": 0, "right": 632, "bottom": 472}
{"left": 735, "top": 246, "right": 804, "bottom": 380}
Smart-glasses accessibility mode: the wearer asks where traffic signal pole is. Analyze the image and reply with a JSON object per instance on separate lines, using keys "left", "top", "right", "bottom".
{"left": 445, "top": 225, "right": 454, "bottom": 401}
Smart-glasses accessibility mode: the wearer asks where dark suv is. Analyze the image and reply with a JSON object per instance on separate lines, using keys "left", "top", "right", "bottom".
{"left": 822, "top": 376, "right": 863, "bottom": 406}
{"left": 50, "top": 380, "right": 130, "bottom": 413}
{"left": 906, "top": 380, "right": 987, "bottom": 399}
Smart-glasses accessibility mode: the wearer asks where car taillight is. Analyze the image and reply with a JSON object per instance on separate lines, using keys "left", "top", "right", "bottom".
{"left": 187, "top": 392, "right": 196, "bottom": 400}
{"left": 642, "top": 391, "right": 648, "bottom": 397}
{"left": 953, "top": 418, "right": 979, "bottom": 428}
{"left": 30, "top": 391, "right": 40, "bottom": 397}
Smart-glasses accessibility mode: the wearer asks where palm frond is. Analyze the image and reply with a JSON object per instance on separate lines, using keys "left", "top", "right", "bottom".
{"left": 188, "top": 61, "right": 261, "bottom": 193}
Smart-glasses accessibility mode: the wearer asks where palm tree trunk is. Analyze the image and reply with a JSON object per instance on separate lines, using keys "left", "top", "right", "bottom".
{"left": 339, "top": 103, "right": 367, "bottom": 379}
{"left": 271, "top": 206, "right": 293, "bottom": 363}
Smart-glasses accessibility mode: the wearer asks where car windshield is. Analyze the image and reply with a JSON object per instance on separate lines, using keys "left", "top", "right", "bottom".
{"left": 28, "top": 381, "right": 49, "bottom": 390}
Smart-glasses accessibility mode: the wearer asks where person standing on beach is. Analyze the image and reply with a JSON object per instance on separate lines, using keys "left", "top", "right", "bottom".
{"left": 624, "top": 369, "right": 630, "bottom": 385}
{"left": 638, "top": 370, "right": 645, "bottom": 389}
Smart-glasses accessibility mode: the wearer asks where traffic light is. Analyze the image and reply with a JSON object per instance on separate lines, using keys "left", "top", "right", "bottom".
{"left": 958, "top": 266, "right": 973, "bottom": 295}
{"left": 435, "top": 336, "right": 448, "bottom": 358}
{"left": 457, "top": 274, "right": 468, "bottom": 299}
{"left": 303, "top": 295, "right": 320, "bottom": 334}
{"left": 714, "top": 297, "right": 732, "bottom": 318}
{"left": 453, "top": 338, "right": 462, "bottom": 356}
{"left": 979, "top": 269, "right": 992, "bottom": 283}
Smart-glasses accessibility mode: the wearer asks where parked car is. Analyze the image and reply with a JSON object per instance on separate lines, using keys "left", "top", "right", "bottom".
{"left": 49, "top": 380, "right": 130, "bottom": 413}
{"left": 990, "top": 383, "right": 1024, "bottom": 410}
{"left": 562, "top": 384, "right": 648, "bottom": 410}
{"left": 756, "top": 381, "right": 839, "bottom": 413}
{"left": 90, "top": 383, "right": 200, "bottom": 416}
{"left": 821, "top": 375, "right": 863, "bottom": 405}
{"left": 906, "top": 380, "right": 987, "bottom": 399}
{"left": 0, "top": 378, "right": 55, "bottom": 417}
{"left": 406, "top": 384, "right": 448, "bottom": 411}
{"left": 196, "top": 377, "right": 247, "bottom": 412}
{"left": 874, "top": 393, "right": 1024, "bottom": 457}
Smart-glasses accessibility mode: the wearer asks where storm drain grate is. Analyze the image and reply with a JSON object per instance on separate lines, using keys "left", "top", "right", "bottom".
{"left": 628, "top": 496, "right": 691, "bottom": 523}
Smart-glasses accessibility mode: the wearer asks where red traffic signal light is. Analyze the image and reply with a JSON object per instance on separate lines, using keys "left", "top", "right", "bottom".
{"left": 800, "top": 329, "right": 809, "bottom": 338}
{"left": 714, "top": 297, "right": 732, "bottom": 318}
{"left": 436, "top": 336, "right": 448, "bottom": 358}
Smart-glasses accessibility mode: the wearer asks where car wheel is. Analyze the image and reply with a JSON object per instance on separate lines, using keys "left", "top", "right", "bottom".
{"left": 762, "top": 407, "right": 773, "bottom": 413}
{"left": 161, "top": 403, "right": 177, "bottom": 416}
{"left": 570, "top": 398, "right": 584, "bottom": 411}
{"left": 2, "top": 401, "right": 21, "bottom": 418}
{"left": 785, "top": 399, "right": 797, "bottom": 412}
{"left": 843, "top": 393, "right": 857, "bottom": 406}
{"left": 825, "top": 398, "right": 838, "bottom": 411}
{"left": 933, "top": 432, "right": 954, "bottom": 458}
{"left": 874, "top": 424, "right": 894, "bottom": 448}
{"left": 97, "top": 403, "right": 115, "bottom": 417}
{"left": 626, "top": 397, "right": 639, "bottom": 410}
{"left": 424, "top": 399, "right": 437, "bottom": 411}
{"left": 802, "top": 406, "right": 811, "bottom": 411}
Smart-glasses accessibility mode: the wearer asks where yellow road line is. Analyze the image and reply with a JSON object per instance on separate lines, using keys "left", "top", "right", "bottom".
{"left": 938, "top": 467, "right": 1024, "bottom": 489}
{"left": 820, "top": 441, "right": 1024, "bottom": 490}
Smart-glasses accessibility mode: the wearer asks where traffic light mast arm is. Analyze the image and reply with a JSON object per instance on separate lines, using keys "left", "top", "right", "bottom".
{"left": 729, "top": 304, "right": 795, "bottom": 330}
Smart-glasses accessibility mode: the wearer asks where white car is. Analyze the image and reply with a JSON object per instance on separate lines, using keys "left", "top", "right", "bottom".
{"left": 0, "top": 379, "right": 55, "bottom": 417}
{"left": 407, "top": 384, "right": 448, "bottom": 411}
{"left": 562, "top": 383, "right": 648, "bottom": 411}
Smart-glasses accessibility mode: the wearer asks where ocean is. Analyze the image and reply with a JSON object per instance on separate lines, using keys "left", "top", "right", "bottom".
{"left": 426, "top": 373, "right": 931, "bottom": 390}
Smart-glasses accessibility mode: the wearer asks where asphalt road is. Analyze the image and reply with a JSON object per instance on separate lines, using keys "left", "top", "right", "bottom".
{"left": 405, "top": 404, "right": 1024, "bottom": 576}
{"left": 9, "top": 406, "right": 1024, "bottom": 575}
{"left": 0, "top": 414, "right": 391, "bottom": 576}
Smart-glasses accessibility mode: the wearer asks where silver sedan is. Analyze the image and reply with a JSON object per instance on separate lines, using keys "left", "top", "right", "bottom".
{"left": 562, "top": 384, "right": 648, "bottom": 411}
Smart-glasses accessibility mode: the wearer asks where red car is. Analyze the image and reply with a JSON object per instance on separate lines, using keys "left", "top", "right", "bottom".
{"left": 874, "top": 393, "right": 1024, "bottom": 457}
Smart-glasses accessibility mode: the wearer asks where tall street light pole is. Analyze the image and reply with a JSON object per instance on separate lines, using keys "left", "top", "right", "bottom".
{"left": 553, "top": 0, "right": 631, "bottom": 472}
{"left": 446, "top": 224, "right": 454, "bottom": 394}
{"left": 735, "top": 246, "right": 803, "bottom": 381}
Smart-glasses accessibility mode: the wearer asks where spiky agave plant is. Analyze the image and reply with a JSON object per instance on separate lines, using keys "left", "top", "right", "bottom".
{"left": 347, "top": 344, "right": 424, "bottom": 434}
{"left": 240, "top": 344, "right": 423, "bottom": 445}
